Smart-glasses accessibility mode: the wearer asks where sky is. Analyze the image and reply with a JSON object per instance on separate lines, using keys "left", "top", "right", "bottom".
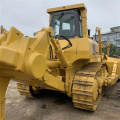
{"left": 0, "top": 0, "right": 120, "bottom": 36}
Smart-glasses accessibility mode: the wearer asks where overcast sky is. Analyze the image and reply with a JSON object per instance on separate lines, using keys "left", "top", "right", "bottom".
{"left": 0, "top": 0, "right": 120, "bottom": 36}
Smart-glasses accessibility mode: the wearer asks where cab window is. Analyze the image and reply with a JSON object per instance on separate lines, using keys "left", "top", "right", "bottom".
{"left": 51, "top": 13, "right": 75, "bottom": 37}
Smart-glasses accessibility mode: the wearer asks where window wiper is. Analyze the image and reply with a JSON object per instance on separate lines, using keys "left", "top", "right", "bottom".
{"left": 53, "top": 13, "right": 64, "bottom": 26}
{"left": 57, "top": 13, "right": 64, "bottom": 20}
{"left": 63, "top": 16, "right": 74, "bottom": 23}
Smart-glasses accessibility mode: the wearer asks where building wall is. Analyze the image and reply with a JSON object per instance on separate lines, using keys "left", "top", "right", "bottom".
{"left": 93, "top": 26, "right": 120, "bottom": 49}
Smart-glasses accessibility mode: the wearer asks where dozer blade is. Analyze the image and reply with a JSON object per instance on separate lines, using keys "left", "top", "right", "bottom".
{"left": 0, "top": 77, "right": 10, "bottom": 120}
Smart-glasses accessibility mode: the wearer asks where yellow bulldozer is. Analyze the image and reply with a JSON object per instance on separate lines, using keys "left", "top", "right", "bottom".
{"left": 0, "top": 3, "right": 120, "bottom": 120}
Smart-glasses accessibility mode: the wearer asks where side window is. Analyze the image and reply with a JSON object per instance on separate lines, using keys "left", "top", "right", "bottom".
{"left": 79, "top": 16, "right": 82, "bottom": 37}
{"left": 53, "top": 19, "right": 60, "bottom": 36}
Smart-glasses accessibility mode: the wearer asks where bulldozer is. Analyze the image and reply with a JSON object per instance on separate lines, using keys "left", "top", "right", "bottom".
{"left": 0, "top": 3, "right": 120, "bottom": 120}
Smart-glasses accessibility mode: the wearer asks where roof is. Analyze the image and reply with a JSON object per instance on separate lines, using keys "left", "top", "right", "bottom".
{"left": 93, "top": 31, "right": 120, "bottom": 37}
{"left": 101, "top": 31, "right": 120, "bottom": 35}
{"left": 110, "top": 26, "right": 120, "bottom": 29}
{"left": 47, "top": 3, "right": 87, "bottom": 13}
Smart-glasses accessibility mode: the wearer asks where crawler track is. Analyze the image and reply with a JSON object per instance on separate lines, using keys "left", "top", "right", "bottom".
{"left": 17, "top": 83, "right": 41, "bottom": 98}
{"left": 72, "top": 62, "right": 107, "bottom": 111}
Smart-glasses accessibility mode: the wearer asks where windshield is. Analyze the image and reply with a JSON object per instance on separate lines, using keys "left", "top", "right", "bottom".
{"left": 51, "top": 13, "right": 75, "bottom": 37}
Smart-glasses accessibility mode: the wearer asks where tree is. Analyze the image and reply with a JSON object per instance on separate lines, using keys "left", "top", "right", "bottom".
{"left": 102, "top": 43, "right": 119, "bottom": 56}
{"left": 116, "top": 51, "right": 120, "bottom": 56}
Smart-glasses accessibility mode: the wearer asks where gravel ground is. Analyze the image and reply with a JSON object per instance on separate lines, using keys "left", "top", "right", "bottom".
{"left": 5, "top": 80, "right": 120, "bottom": 120}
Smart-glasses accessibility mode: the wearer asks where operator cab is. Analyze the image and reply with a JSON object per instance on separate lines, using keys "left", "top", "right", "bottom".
{"left": 50, "top": 9, "right": 83, "bottom": 39}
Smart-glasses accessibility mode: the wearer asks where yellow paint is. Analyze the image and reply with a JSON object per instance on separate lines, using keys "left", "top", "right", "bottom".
{"left": 0, "top": 3, "right": 120, "bottom": 119}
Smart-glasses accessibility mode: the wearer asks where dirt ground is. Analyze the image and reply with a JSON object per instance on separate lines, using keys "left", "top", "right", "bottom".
{"left": 5, "top": 80, "right": 120, "bottom": 120}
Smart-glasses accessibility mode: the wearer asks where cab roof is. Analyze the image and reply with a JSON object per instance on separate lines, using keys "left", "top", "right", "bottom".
{"left": 47, "top": 3, "right": 87, "bottom": 14}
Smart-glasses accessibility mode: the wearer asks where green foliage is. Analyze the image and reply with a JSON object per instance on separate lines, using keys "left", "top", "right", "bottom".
{"left": 102, "top": 43, "right": 120, "bottom": 56}
{"left": 116, "top": 51, "right": 120, "bottom": 56}
{"left": 102, "top": 47, "right": 107, "bottom": 54}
